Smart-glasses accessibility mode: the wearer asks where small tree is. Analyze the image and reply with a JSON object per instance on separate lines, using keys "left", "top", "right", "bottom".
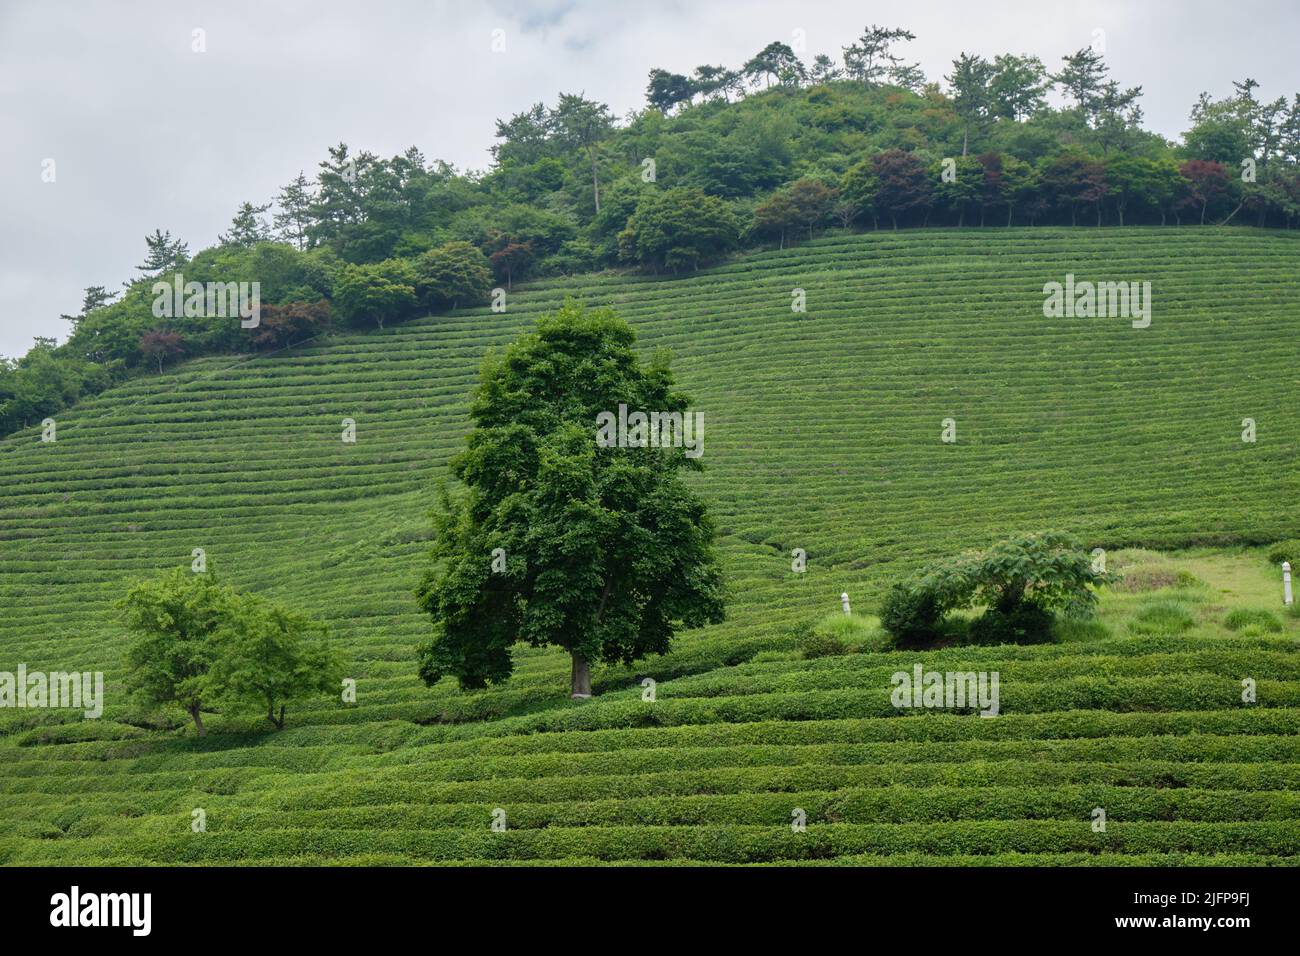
{"left": 646, "top": 69, "right": 695, "bottom": 113}
{"left": 273, "top": 172, "right": 315, "bottom": 250}
{"left": 416, "top": 241, "right": 493, "bottom": 309}
{"left": 879, "top": 532, "right": 1112, "bottom": 647}
{"left": 946, "top": 52, "right": 995, "bottom": 156}
{"left": 1178, "top": 159, "right": 1232, "bottom": 225}
{"left": 208, "top": 593, "right": 343, "bottom": 730}
{"left": 333, "top": 260, "right": 417, "bottom": 329}
{"left": 931, "top": 156, "right": 983, "bottom": 226}
{"left": 219, "top": 201, "right": 272, "bottom": 248}
{"left": 751, "top": 191, "right": 799, "bottom": 248}
{"left": 872, "top": 149, "right": 932, "bottom": 229}
{"left": 250, "top": 300, "right": 331, "bottom": 351}
{"left": 138, "top": 329, "right": 184, "bottom": 373}
{"left": 136, "top": 229, "right": 189, "bottom": 277}
{"left": 841, "top": 159, "right": 881, "bottom": 228}
{"left": 618, "top": 187, "right": 739, "bottom": 273}
{"left": 489, "top": 241, "right": 534, "bottom": 290}
{"left": 120, "top": 568, "right": 234, "bottom": 735}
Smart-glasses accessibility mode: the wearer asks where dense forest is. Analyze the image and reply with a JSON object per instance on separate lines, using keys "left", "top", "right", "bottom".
{"left": 5, "top": 24, "right": 1300, "bottom": 437}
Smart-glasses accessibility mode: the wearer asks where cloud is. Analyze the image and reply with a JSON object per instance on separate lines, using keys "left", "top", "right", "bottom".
{"left": 1, "top": 0, "right": 1296, "bottom": 357}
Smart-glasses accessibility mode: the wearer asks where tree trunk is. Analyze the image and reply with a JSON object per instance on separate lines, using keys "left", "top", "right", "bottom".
{"left": 570, "top": 652, "right": 592, "bottom": 699}
{"left": 1118, "top": 205, "right": 1125, "bottom": 227}
{"left": 188, "top": 704, "right": 205, "bottom": 737}
{"left": 589, "top": 148, "right": 601, "bottom": 214}
{"left": 958, "top": 208, "right": 964, "bottom": 228}
{"left": 1007, "top": 205, "right": 1014, "bottom": 227}
{"left": 1200, "top": 203, "right": 1207, "bottom": 225}
{"left": 1217, "top": 202, "right": 1243, "bottom": 226}
{"left": 962, "top": 126, "right": 969, "bottom": 157}
{"left": 267, "top": 704, "right": 285, "bottom": 729}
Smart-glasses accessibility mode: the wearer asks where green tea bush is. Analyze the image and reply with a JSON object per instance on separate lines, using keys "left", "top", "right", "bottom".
{"left": 968, "top": 602, "right": 1055, "bottom": 645}
{"left": 878, "top": 585, "right": 943, "bottom": 648}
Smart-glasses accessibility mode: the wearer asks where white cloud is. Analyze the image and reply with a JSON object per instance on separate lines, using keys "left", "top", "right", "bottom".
{"left": 1, "top": 0, "right": 1296, "bottom": 357}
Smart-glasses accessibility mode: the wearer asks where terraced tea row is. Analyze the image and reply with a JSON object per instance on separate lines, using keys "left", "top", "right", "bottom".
{"left": 2, "top": 228, "right": 1298, "bottom": 864}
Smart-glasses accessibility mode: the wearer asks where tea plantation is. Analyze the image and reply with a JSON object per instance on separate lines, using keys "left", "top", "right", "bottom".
{"left": 2, "top": 227, "right": 1299, "bottom": 865}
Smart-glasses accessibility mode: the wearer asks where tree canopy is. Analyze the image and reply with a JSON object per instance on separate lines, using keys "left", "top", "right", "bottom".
{"left": 416, "top": 300, "right": 725, "bottom": 698}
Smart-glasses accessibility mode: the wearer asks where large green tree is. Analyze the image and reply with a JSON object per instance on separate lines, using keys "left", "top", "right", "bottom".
{"left": 416, "top": 300, "right": 725, "bottom": 698}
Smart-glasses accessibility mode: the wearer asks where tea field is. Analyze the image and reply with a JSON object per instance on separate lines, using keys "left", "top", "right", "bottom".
{"left": 1, "top": 227, "right": 1298, "bottom": 864}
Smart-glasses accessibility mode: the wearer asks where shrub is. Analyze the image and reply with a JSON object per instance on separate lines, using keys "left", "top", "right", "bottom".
{"left": 879, "top": 532, "right": 1109, "bottom": 647}
{"left": 1128, "top": 600, "right": 1196, "bottom": 636}
{"left": 878, "top": 584, "right": 943, "bottom": 648}
{"left": 968, "top": 602, "right": 1055, "bottom": 645}
{"left": 800, "top": 630, "right": 847, "bottom": 659}
{"left": 1266, "top": 540, "right": 1300, "bottom": 566}
{"left": 1223, "top": 607, "right": 1284, "bottom": 634}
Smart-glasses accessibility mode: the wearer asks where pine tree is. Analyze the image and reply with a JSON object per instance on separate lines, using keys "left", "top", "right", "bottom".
{"left": 136, "top": 230, "right": 189, "bottom": 277}
{"left": 219, "top": 201, "right": 272, "bottom": 248}
{"left": 273, "top": 172, "right": 315, "bottom": 250}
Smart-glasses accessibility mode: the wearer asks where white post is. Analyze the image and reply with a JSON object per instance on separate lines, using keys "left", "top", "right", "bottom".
{"left": 841, "top": 592, "right": 851, "bottom": 615}
{"left": 1284, "top": 562, "right": 1293, "bottom": 606}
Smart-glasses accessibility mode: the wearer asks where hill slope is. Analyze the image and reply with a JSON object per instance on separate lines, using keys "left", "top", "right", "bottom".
{"left": 2, "top": 228, "right": 1299, "bottom": 864}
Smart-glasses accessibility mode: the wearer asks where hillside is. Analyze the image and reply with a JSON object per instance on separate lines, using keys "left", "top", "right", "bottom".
{"left": 2, "top": 227, "right": 1299, "bottom": 864}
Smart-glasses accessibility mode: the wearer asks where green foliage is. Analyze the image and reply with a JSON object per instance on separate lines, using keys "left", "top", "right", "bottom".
{"left": 333, "top": 259, "right": 418, "bottom": 329}
{"left": 1266, "top": 540, "right": 1299, "bottom": 566}
{"left": 5, "top": 228, "right": 1300, "bottom": 864}
{"left": 878, "top": 584, "right": 944, "bottom": 647}
{"left": 414, "top": 241, "right": 492, "bottom": 312}
{"left": 619, "top": 187, "right": 739, "bottom": 272}
{"left": 416, "top": 300, "right": 725, "bottom": 694}
{"left": 968, "top": 602, "right": 1055, "bottom": 645}
{"left": 1222, "top": 607, "right": 1284, "bottom": 634}
{"left": 119, "top": 568, "right": 340, "bottom": 733}
{"left": 208, "top": 592, "right": 346, "bottom": 729}
{"left": 120, "top": 568, "right": 236, "bottom": 734}
{"left": 880, "top": 532, "right": 1111, "bottom": 647}
{"left": 1128, "top": 600, "right": 1197, "bottom": 636}
{"left": 801, "top": 612, "right": 892, "bottom": 657}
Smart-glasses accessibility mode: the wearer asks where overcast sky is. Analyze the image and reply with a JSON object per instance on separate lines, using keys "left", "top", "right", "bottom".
{"left": 3, "top": 0, "right": 1297, "bottom": 358}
